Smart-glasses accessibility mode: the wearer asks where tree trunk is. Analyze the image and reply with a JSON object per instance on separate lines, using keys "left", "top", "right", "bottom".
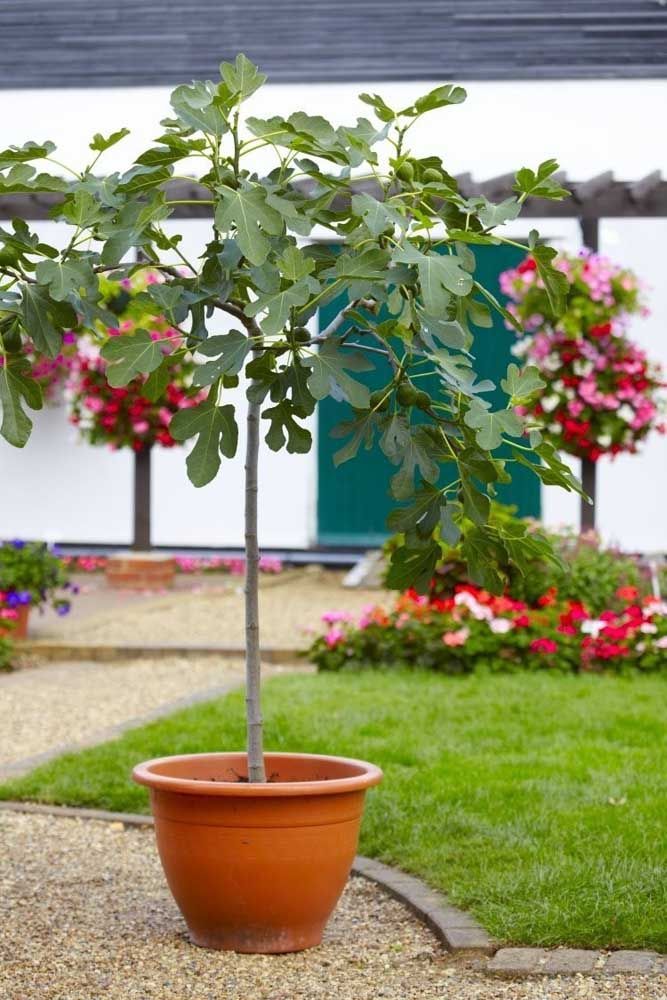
{"left": 580, "top": 457, "right": 596, "bottom": 533}
{"left": 244, "top": 394, "right": 266, "bottom": 782}
{"left": 133, "top": 446, "right": 152, "bottom": 551}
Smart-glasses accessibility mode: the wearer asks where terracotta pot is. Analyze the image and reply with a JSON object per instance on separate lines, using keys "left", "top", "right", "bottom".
{"left": 133, "top": 751, "right": 382, "bottom": 953}
{"left": 0, "top": 603, "right": 30, "bottom": 640}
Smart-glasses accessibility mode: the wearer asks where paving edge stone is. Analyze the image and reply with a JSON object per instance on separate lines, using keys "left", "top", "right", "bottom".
{"left": 348, "top": 856, "right": 495, "bottom": 954}
{"left": 0, "top": 800, "right": 492, "bottom": 955}
{"left": 1, "top": 799, "right": 665, "bottom": 975}
{"left": 487, "top": 947, "right": 667, "bottom": 978}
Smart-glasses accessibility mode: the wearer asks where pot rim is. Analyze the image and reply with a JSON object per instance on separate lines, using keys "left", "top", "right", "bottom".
{"left": 132, "top": 751, "right": 383, "bottom": 797}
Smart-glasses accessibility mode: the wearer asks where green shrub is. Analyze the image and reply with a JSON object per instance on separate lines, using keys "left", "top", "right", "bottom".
{"left": 382, "top": 504, "right": 647, "bottom": 614}
{"left": 0, "top": 635, "right": 13, "bottom": 671}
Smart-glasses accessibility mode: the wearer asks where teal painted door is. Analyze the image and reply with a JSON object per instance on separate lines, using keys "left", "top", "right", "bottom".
{"left": 317, "top": 244, "right": 539, "bottom": 546}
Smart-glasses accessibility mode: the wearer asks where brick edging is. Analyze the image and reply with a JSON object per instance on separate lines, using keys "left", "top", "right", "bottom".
{"left": 1, "top": 799, "right": 664, "bottom": 975}
{"left": 352, "top": 855, "right": 494, "bottom": 954}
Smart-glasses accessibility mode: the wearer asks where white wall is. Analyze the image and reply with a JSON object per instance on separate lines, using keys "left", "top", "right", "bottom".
{"left": 1, "top": 79, "right": 666, "bottom": 550}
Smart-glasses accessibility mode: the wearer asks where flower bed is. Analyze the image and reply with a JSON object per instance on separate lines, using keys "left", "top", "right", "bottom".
{"left": 63, "top": 554, "right": 283, "bottom": 575}
{"left": 309, "top": 584, "right": 667, "bottom": 675}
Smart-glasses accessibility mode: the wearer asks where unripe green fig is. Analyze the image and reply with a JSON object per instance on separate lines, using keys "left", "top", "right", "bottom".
{"left": 292, "top": 327, "right": 311, "bottom": 343}
{"left": 397, "top": 382, "right": 418, "bottom": 406}
{"left": 396, "top": 161, "right": 414, "bottom": 183}
{"left": 370, "top": 389, "right": 390, "bottom": 411}
{"left": 415, "top": 390, "right": 432, "bottom": 410}
{"left": 422, "top": 167, "right": 442, "bottom": 184}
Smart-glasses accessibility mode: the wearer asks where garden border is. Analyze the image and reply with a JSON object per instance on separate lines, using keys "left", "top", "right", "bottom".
{"left": 0, "top": 798, "right": 664, "bottom": 976}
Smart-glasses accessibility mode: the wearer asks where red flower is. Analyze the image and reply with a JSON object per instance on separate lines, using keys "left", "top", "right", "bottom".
{"left": 530, "top": 637, "right": 558, "bottom": 654}
{"left": 517, "top": 257, "right": 537, "bottom": 273}
{"left": 616, "top": 585, "right": 639, "bottom": 602}
{"left": 588, "top": 322, "right": 612, "bottom": 338}
{"left": 537, "top": 587, "right": 558, "bottom": 608}
{"left": 514, "top": 614, "right": 531, "bottom": 628}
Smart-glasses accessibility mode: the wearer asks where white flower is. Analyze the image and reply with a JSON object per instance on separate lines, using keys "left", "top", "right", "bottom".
{"left": 581, "top": 619, "right": 606, "bottom": 637}
{"left": 542, "top": 354, "right": 562, "bottom": 372}
{"left": 454, "top": 591, "right": 492, "bottom": 621}
{"left": 640, "top": 622, "right": 658, "bottom": 634}
{"left": 552, "top": 379, "right": 565, "bottom": 393}
{"left": 489, "top": 617, "right": 513, "bottom": 634}
{"left": 541, "top": 395, "right": 561, "bottom": 413}
{"left": 573, "top": 359, "right": 593, "bottom": 377}
{"left": 598, "top": 434, "right": 612, "bottom": 448}
{"left": 511, "top": 339, "right": 532, "bottom": 358}
{"left": 548, "top": 423, "right": 561, "bottom": 434}
{"left": 618, "top": 404, "right": 635, "bottom": 423}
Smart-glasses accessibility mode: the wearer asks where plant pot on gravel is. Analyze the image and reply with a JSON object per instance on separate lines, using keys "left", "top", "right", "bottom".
{"left": 1, "top": 55, "right": 580, "bottom": 955}
{"left": 133, "top": 752, "right": 382, "bottom": 952}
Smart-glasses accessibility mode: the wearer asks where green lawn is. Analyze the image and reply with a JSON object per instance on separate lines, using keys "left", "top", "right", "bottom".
{"left": 3, "top": 671, "right": 666, "bottom": 950}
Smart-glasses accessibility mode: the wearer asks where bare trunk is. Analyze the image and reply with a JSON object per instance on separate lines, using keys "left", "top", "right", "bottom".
{"left": 244, "top": 392, "right": 266, "bottom": 782}
{"left": 133, "top": 446, "right": 151, "bottom": 551}
{"left": 580, "top": 457, "right": 596, "bottom": 533}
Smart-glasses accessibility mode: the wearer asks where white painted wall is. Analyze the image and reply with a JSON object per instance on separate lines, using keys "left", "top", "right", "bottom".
{"left": 1, "top": 79, "right": 666, "bottom": 550}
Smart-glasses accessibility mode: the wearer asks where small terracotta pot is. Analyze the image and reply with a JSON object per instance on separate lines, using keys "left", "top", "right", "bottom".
{"left": 0, "top": 603, "right": 30, "bottom": 640}
{"left": 133, "top": 751, "right": 382, "bottom": 953}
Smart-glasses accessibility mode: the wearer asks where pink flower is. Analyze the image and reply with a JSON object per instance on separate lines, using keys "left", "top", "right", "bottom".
{"left": 442, "top": 627, "right": 469, "bottom": 647}
{"left": 84, "top": 395, "right": 104, "bottom": 413}
{"left": 321, "top": 611, "right": 351, "bottom": 625}
{"left": 132, "top": 420, "right": 150, "bottom": 434}
{"left": 655, "top": 636, "right": 667, "bottom": 650}
{"left": 530, "top": 637, "right": 558, "bottom": 654}
{"left": 324, "top": 628, "right": 345, "bottom": 648}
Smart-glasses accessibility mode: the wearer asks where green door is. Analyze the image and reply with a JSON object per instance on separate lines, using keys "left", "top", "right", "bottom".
{"left": 317, "top": 244, "right": 539, "bottom": 546}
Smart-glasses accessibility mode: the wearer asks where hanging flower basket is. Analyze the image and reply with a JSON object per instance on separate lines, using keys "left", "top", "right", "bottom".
{"left": 500, "top": 249, "right": 665, "bottom": 461}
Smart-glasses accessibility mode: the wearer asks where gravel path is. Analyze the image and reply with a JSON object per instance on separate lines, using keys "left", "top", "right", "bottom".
{"left": 0, "top": 656, "right": 244, "bottom": 768}
{"left": 1, "top": 813, "right": 662, "bottom": 1000}
{"left": 30, "top": 568, "right": 387, "bottom": 649}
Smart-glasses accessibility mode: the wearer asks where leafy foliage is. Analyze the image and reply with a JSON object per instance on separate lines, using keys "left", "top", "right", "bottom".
{"left": 0, "top": 55, "right": 578, "bottom": 591}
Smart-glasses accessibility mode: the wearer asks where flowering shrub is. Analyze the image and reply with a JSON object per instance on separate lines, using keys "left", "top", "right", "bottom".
{"left": 500, "top": 250, "right": 665, "bottom": 461}
{"left": 309, "top": 584, "right": 667, "bottom": 675}
{"left": 0, "top": 540, "right": 75, "bottom": 617}
{"left": 66, "top": 270, "right": 206, "bottom": 452}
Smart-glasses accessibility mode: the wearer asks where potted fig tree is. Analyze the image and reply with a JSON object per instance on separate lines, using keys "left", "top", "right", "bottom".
{"left": 0, "top": 55, "right": 582, "bottom": 953}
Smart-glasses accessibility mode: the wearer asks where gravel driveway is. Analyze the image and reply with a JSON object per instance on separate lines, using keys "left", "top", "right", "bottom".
{"left": 29, "top": 568, "right": 388, "bottom": 649}
{"left": 0, "top": 656, "right": 244, "bottom": 771}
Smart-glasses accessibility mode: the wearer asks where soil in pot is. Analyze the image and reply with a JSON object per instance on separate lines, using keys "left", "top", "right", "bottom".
{"left": 133, "top": 751, "right": 382, "bottom": 953}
